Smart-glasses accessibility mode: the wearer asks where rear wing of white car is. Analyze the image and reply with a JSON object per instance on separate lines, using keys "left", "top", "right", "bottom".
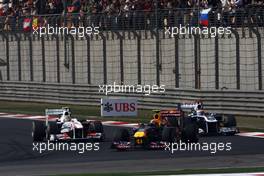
{"left": 45, "top": 107, "right": 71, "bottom": 126}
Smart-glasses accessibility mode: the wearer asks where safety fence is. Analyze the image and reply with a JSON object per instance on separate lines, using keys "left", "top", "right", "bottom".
{"left": 0, "top": 27, "right": 263, "bottom": 90}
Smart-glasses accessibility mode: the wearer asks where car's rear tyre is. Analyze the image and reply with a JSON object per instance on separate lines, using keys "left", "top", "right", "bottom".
{"left": 93, "top": 121, "right": 104, "bottom": 132}
{"left": 166, "top": 116, "right": 178, "bottom": 127}
{"left": 32, "top": 121, "right": 46, "bottom": 142}
{"left": 162, "top": 127, "right": 177, "bottom": 142}
{"left": 46, "top": 121, "right": 60, "bottom": 140}
{"left": 47, "top": 121, "right": 60, "bottom": 134}
{"left": 223, "top": 115, "right": 237, "bottom": 127}
{"left": 182, "top": 118, "right": 199, "bottom": 143}
{"left": 94, "top": 121, "right": 104, "bottom": 141}
{"left": 214, "top": 114, "right": 223, "bottom": 121}
{"left": 87, "top": 121, "right": 104, "bottom": 132}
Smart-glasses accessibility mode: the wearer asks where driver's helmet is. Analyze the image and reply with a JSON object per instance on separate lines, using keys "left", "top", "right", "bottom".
{"left": 150, "top": 119, "right": 159, "bottom": 127}
{"left": 60, "top": 110, "right": 71, "bottom": 122}
{"left": 194, "top": 102, "right": 203, "bottom": 111}
{"left": 197, "top": 104, "right": 202, "bottom": 110}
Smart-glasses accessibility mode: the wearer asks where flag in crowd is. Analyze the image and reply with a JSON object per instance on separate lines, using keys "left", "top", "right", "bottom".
{"left": 23, "top": 18, "right": 31, "bottom": 32}
{"left": 200, "top": 8, "right": 211, "bottom": 26}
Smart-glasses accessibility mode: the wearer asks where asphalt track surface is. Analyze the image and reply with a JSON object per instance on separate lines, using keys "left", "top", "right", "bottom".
{"left": 0, "top": 117, "right": 264, "bottom": 176}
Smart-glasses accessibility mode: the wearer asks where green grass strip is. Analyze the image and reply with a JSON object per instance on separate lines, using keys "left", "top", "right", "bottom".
{"left": 55, "top": 167, "right": 264, "bottom": 176}
{"left": 0, "top": 100, "right": 263, "bottom": 131}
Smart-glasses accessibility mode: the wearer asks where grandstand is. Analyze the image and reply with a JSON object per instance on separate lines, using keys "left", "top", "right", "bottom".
{"left": 0, "top": 0, "right": 263, "bottom": 31}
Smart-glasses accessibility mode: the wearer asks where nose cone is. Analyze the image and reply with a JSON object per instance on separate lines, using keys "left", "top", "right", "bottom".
{"left": 134, "top": 131, "right": 145, "bottom": 138}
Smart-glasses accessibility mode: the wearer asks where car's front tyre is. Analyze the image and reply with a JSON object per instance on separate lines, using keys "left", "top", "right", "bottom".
{"left": 32, "top": 121, "right": 46, "bottom": 142}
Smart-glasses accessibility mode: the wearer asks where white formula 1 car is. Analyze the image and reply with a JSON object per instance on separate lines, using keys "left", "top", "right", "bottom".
{"left": 182, "top": 102, "right": 239, "bottom": 136}
{"left": 32, "top": 107, "right": 104, "bottom": 142}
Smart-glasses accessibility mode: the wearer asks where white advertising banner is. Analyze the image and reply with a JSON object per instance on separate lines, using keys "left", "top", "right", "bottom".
{"left": 101, "top": 98, "right": 137, "bottom": 117}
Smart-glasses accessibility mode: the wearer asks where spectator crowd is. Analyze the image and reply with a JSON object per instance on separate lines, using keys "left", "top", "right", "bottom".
{"left": 0, "top": 0, "right": 263, "bottom": 31}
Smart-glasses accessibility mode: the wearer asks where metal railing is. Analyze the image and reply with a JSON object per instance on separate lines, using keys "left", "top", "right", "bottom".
{"left": 0, "top": 81, "right": 264, "bottom": 117}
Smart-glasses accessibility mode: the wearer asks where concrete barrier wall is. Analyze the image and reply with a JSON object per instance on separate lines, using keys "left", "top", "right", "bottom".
{"left": 178, "top": 37, "right": 196, "bottom": 89}
{"left": 160, "top": 37, "right": 175, "bottom": 89}
{"left": 200, "top": 38, "right": 215, "bottom": 90}
{"left": 0, "top": 38, "right": 7, "bottom": 80}
{"left": 218, "top": 37, "right": 237, "bottom": 90}
{"left": 45, "top": 39, "right": 57, "bottom": 83}
{"left": 123, "top": 39, "right": 138, "bottom": 85}
{"left": 8, "top": 40, "right": 18, "bottom": 81}
{"left": 90, "top": 39, "right": 104, "bottom": 85}
{"left": 75, "top": 39, "right": 88, "bottom": 85}
{"left": 141, "top": 37, "right": 156, "bottom": 85}
{"left": 32, "top": 40, "right": 43, "bottom": 82}
{"left": 260, "top": 28, "right": 264, "bottom": 90}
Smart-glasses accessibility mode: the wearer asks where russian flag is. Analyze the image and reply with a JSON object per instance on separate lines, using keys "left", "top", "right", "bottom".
{"left": 200, "top": 8, "right": 211, "bottom": 26}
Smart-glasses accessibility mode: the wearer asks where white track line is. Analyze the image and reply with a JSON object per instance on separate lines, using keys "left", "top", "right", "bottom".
{"left": 237, "top": 132, "right": 264, "bottom": 139}
{"left": 158, "top": 173, "right": 264, "bottom": 176}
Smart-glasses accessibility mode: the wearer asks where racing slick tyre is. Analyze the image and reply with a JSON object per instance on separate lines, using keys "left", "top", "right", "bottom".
{"left": 182, "top": 118, "right": 199, "bottom": 143}
{"left": 32, "top": 121, "right": 46, "bottom": 142}
{"left": 93, "top": 121, "right": 104, "bottom": 133}
{"left": 47, "top": 121, "right": 60, "bottom": 134}
{"left": 85, "top": 121, "right": 105, "bottom": 141}
{"left": 223, "top": 115, "right": 237, "bottom": 127}
{"left": 113, "top": 128, "right": 130, "bottom": 142}
{"left": 166, "top": 116, "right": 178, "bottom": 127}
{"left": 111, "top": 128, "right": 130, "bottom": 149}
{"left": 162, "top": 127, "right": 177, "bottom": 143}
{"left": 86, "top": 121, "right": 104, "bottom": 133}
{"left": 92, "top": 121, "right": 104, "bottom": 141}
{"left": 47, "top": 121, "right": 60, "bottom": 141}
{"left": 214, "top": 114, "right": 223, "bottom": 121}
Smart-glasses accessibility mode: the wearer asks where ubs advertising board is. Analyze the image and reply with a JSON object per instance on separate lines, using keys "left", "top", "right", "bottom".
{"left": 100, "top": 98, "right": 137, "bottom": 117}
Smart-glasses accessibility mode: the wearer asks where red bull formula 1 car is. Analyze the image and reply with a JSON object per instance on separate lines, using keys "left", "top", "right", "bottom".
{"left": 111, "top": 108, "right": 199, "bottom": 150}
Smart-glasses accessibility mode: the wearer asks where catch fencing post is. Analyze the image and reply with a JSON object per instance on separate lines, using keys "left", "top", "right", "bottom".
{"left": 0, "top": 33, "right": 10, "bottom": 81}
{"left": 250, "top": 28, "right": 262, "bottom": 90}
{"left": 85, "top": 34, "right": 91, "bottom": 84}
{"left": 230, "top": 29, "right": 240, "bottom": 90}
